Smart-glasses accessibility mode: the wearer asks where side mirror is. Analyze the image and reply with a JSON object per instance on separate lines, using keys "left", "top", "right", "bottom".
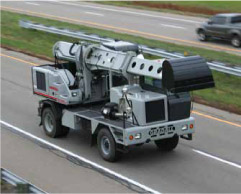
{"left": 208, "top": 21, "right": 213, "bottom": 25}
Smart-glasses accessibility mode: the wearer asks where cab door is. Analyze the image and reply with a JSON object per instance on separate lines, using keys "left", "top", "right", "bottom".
{"left": 208, "top": 16, "right": 227, "bottom": 38}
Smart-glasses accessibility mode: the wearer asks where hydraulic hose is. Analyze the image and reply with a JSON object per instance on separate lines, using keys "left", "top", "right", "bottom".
{"left": 69, "top": 42, "right": 79, "bottom": 56}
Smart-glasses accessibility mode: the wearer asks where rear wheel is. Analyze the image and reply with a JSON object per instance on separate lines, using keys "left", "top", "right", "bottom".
{"left": 198, "top": 30, "right": 208, "bottom": 41}
{"left": 231, "top": 35, "right": 241, "bottom": 47}
{"left": 155, "top": 136, "right": 179, "bottom": 151}
{"left": 42, "top": 107, "right": 69, "bottom": 138}
{"left": 97, "top": 128, "right": 120, "bottom": 162}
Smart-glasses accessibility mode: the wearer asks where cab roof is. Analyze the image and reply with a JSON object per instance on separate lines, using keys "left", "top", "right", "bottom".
{"left": 215, "top": 13, "right": 241, "bottom": 18}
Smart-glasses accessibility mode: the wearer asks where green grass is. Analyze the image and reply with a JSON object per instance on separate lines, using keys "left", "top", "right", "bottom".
{"left": 1, "top": 10, "right": 241, "bottom": 113}
{"left": 97, "top": 1, "right": 241, "bottom": 16}
{"left": 1, "top": 180, "right": 16, "bottom": 193}
{"left": 162, "top": 1, "right": 241, "bottom": 12}
{"left": 194, "top": 71, "right": 241, "bottom": 111}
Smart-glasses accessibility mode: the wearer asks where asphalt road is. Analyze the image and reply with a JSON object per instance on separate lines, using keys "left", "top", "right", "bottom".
{"left": 1, "top": 49, "right": 241, "bottom": 193}
{"left": 1, "top": 1, "right": 241, "bottom": 55}
{"left": 1, "top": 129, "right": 134, "bottom": 193}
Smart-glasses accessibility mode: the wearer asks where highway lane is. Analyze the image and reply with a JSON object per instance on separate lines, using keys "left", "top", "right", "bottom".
{"left": 1, "top": 129, "right": 135, "bottom": 193}
{"left": 1, "top": 1, "right": 241, "bottom": 55}
{"left": 1, "top": 49, "right": 241, "bottom": 193}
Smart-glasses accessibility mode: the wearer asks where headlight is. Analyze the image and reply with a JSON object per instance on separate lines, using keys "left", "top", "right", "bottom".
{"left": 134, "top": 133, "right": 141, "bottom": 139}
{"left": 182, "top": 124, "right": 188, "bottom": 131}
{"left": 72, "top": 92, "right": 77, "bottom": 97}
{"left": 126, "top": 106, "right": 132, "bottom": 114}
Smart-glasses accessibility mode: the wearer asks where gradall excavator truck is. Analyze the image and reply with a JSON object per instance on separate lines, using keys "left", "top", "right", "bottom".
{"left": 32, "top": 40, "right": 215, "bottom": 161}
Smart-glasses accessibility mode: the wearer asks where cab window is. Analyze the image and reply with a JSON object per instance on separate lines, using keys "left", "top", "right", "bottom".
{"left": 231, "top": 16, "right": 241, "bottom": 24}
{"left": 140, "top": 76, "right": 163, "bottom": 93}
{"left": 212, "top": 16, "right": 226, "bottom": 25}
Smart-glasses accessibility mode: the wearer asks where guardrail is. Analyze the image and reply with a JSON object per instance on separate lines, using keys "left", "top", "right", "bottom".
{"left": 19, "top": 20, "right": 241, "bottom": 77}
{"left": 1, "top": 168, "right": 45, "bottom": 193}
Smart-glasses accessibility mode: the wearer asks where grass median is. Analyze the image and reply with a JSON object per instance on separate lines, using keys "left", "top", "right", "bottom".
{"left": 1, "top": 10, "right": 241, "bottom": 114}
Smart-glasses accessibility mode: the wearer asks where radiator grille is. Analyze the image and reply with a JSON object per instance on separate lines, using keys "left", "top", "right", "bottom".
{"left": 145, "top": 99, "right": 165, "bottom": 123}
{"left": 36, "top": 71, "right": 46, "bottom": 91}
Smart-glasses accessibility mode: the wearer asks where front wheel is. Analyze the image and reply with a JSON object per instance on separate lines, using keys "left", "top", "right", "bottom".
{"left": 42, "top": 107, "right": 69, "bottom": 138}
{"left": 231, "top": 36, "right": 241, "bottom": 47}
{"left": 97, "top": 128, "right": 120, "bottom": 162}
{"left": 198, "top": 30, "right": 208, "bottom": 41}
{"left": 155, "top": 136, "right": 179, "bottom": 151}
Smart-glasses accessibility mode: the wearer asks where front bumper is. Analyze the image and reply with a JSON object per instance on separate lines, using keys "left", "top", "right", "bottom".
{"left": 123, "top": 117, "right": 195, "bottom": 146}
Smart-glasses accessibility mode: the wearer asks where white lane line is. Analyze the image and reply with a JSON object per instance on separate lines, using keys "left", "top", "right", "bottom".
{"left": 160, "top": 24, "right": 186, "bottom": 30}
{"left": 85, "top": 11, "right": 104, "bottom": 17}
{"left": 24, "top": 2, "right": 39, "bottom": 6}
{"left": 193, "top": 149, "right": 241, "bottom": 169}
{"left": 53, "top": 1, "right": 202, "bottom": 24}
{"left": 0, "top": 120, "right": 160, "bottom": 194}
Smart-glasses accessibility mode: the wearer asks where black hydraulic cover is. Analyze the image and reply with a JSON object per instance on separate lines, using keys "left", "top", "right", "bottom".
{"left": 162, "top": 56, "right": 215, "bottom": 93}
{"left": 168, "top": 93, "right": 191, "bottom": 121}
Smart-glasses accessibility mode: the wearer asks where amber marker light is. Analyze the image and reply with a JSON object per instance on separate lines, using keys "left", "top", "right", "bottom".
{"left": 129, "top": 135, "right": 134, "bottom": 140}
{"left": 190, "top": 124, "right": 194, "bottom": 129}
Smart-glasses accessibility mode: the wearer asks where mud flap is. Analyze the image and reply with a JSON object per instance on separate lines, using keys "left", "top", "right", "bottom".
{"left": 181, "top": 134, "right": 192, "bottom": 140}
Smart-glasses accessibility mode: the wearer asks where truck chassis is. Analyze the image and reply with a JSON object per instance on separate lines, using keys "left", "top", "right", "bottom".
{"left": 38, "top": 99, "right": 194, "bottom": 161}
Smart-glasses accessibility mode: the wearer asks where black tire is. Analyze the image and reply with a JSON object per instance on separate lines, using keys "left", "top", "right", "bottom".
{"left": 155, "top": 136, "right": 179, "bottom": 151}
{"left": 231, "top": 35, "right": 241, "bottom": 48}
{"left": 42, "top": 107, "right": 69, "bottom": 138}
{"left": 61, "top": 126, "right": 70, "bottom": 136}
{"left": 198, "top": 30, "right": 208, "bottom": 41}
{"left": 135, "top": 143, "right": 144, "bottom": 147}
{"left": 97, "top": 128, "right": 120, "bottom": 162}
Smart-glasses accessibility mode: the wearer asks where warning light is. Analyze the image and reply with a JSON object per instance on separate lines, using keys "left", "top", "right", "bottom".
{"left": 129, "top": 135, "right": 134, "bottom": 140}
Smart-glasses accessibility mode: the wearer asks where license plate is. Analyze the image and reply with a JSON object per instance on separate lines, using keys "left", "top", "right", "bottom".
{"left": 149, "top": 125, "right": 175, "bottom": 137}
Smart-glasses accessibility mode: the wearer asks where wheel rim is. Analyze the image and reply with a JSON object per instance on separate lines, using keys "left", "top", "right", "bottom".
{"left": 232, "top": 38, "right": 240, "bottom": 47}
{"left": 101, "top": 136, "right": 111, "bottom": 156}
{"left": 198, "top": 32, "right": 205, "bottom": 40}
{"left": 44, "top": 112, "right": 54, "bottom": 133}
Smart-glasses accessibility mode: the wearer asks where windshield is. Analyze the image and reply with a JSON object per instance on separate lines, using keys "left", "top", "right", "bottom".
{"left": 140, "top": 76, "right": 163, "bottom": 93}
{"left": 144, "top": 77, "right": 162, "bottom": 88}
{"left": 231, "top": 16, "right": 241, "bottom": 23}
